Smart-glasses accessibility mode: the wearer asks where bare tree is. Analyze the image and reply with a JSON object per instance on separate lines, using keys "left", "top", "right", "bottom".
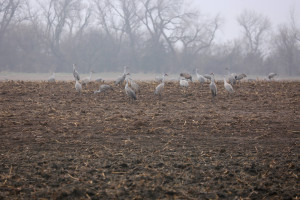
{"left": 237, "top": 10, "right": 271, "bottom": 55}
{"left": 0, "top": 0, "right": 23, "bottom": 43}
{"left": 271, "top": 8, "right": 300, "bottom": 76}
{"left": 26, "top": 0, "right": 92, "bottom": 71}
{"left": 110, "top": 0, "right": 142, "bottom": 69}
{"left": 290, "top": 7, "right": 300, "bottom": 42}
{"left": 174, "top": 13, "right": 221, "bottom": 69}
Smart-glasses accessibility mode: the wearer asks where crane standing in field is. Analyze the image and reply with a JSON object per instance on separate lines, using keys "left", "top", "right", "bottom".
{"left": 179, "top": 77, "right": 189, "bottom": 87}
{"left": 225, "top": 67, "right": 237, "bottom": 85}
{"left": 179, "top": 77, "right": 189, "bottom": 96}
{"left": 209, "top": 73, "right": 217, "bottom": 100}
{"left": 125, "top": 78, "right": 137, "bottom": 101}
{"left": 155, "top": 73, "right": 168, "bottom": 98}
{"left": 180, "top": 73, "right": 192, "bottom": 81}
{"left": 75, "top": 80, "right": 82, "bottom": 94}
{"left": 268, "top": 72, "right": 277, "bottom": 80}
{"left": 235, "top": 73, "right": 247, "bottom": 83}
{"left": 48, "top": 72, "right": 55, "bottom": 82}
{"left": 195, "top": 69, "right": 205, "bottom": 83}
{"left": 127, "top": 77, "right": 140, "bottom": 93}
{"left": 115, "top": 66, "right": 129, "bottom": 86}
{"left": 94, "top": 84, "right": 113, "bottom": 94}
{"left": 73, "top": 64, "right": 80, "bottom": 81}
{"left": 82, "top": 71, "right": 94, "bottom": 85}
{"left": 224, "top": 76, "right": 234, "bottom": 94}
{"left": 203, "top": 74, "right": 212, "bottom": 82}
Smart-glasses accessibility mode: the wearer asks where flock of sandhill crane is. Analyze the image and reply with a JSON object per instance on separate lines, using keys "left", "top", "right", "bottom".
{"left": 47, "top": 65, "right": 278, "bottom": 101}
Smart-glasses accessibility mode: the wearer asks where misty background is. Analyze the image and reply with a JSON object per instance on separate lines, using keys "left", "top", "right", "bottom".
{"left": 0, "top": 0, "right": 299, "bottom": 76}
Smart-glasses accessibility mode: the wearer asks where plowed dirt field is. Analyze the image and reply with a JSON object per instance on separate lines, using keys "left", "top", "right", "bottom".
{"left": 0, "top": 80, "right": 299, "bottom": 199}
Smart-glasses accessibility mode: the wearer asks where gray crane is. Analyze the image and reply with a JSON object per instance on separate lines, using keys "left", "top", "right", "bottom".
{"left": 180, "top": 73, "right": 192, "bottom": 81}
{"left": 73, "top": 64, "right": 80, "bottom": 81}
{"left": 94, "top": 84, "right": 113, "bottom": 94}
{"left": 225, "top": 67, "right": 237, "bottom": 85}
{"left": 179, "top": 77, "right": 189, "bottom": 87}
{"left": 127, "top": 77, "right": 140, "bottom": 93}
{"left": 268, "top": 72, "right": 277, "bottom": 80}
{"left": 224, "top": 76, "right": 234, "bottom": 93}
{"left": 155, "top": 73, "right": 168, "bottom": 98}
{"left": 195, "top": 69, "right": 205, "bottom": 83}
{"left": 75, "top": 80, "right": 82, "bottom": 94}
{"left": 48, "top": 72, "right": 55, "bottom": 82}
{"left": 209, "top": 73, "right": 217, "bottom": 98}
{"left": 203, "top": 74, "right": 212, "bottom": 81}
{"left": 95, "top": 77, "right": 104, "bottom": 83}
{"left": 82, "top": 71, "right": 94, "bottom": 85}
{"left": 125, "top": 79, "right": 137, "bottom": 101}
{"left": 115, "top": 66, "right": 129, "bottom": 86}
{"left": 235, "top": 73, "right": 247, "bottom": 81}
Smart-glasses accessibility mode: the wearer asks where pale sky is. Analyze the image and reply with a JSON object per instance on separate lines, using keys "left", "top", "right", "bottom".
{"left": 191, "top": 0, "right": 300, "bottom": 42}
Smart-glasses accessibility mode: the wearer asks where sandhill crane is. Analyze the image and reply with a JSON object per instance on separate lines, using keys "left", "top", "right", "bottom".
{"left": 48, "top": 72, "right": 55, "bottom": 82}
{"left": 94, "top": 84, "right": 113, "bottom": 94}
{"left": 125, "top": 79, "right": 137, "bottom": 101}
{"left": 203, "top": 74, "right": 212, "bottom": 81}
{"left": 75, "top": 80, "right": 82, "bottom": 94}
{"left": 95, "top": 77, "right": 104, "bottom": 83}
{"left": 115, "top": 73, "right": 127, "bottom": 86}
{"left": 155, "top": 73, "right": 168, "bottom": 98}
{"left": 225, "top": 67, "right": 237, "bottom": 85}
{"left": 82, "top": 71, "right": 94, "bottom": 85}
{"left": 224, "top": 76, "right": 234, "bottom": 93}
{"left": 115, "top": 66, "right": 129, "bottom": 86}
{"left": 209, "top": 73, "right": 217, "bottom": 99}
{"left": 268, "top": 72, "right": 277, "bottom": 80}
{"left": 235, "top": 73, "right": 247, "bottom": 81}
{"left": 73, "top": 64, "right": 80, "bottom": 81}
{"left": 127, "top": 77, "right": 140, "bottom": 93}
{"left": 155, "top": 75, "right": 164, "bottom": 83}
{"left": 180, "top": 73, "right": 192, "bottom": 81}
{"left": 179, "top": 77, "right": 189, "bottom": 87}
{"left": 195, "top": 69, "right": 205, "bottom": 83}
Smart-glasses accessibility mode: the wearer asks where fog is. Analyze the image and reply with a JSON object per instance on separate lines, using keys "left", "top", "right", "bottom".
{"left": 0, "top": 0, "right": 299, "bottom": 77}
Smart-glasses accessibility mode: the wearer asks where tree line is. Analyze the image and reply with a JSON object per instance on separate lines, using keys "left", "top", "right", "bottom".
{"left": 0, "top": 0, "right": 299, "bottom": 76}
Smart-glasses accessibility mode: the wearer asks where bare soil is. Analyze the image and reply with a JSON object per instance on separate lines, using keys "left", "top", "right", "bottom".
{"left": 0, "top": 80, "right": 299, "bottom": 199}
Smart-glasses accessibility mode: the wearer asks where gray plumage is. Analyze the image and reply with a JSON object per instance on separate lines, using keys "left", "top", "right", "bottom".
{"left": 268, "top": 72, "right": 277, "bottom": 80}
{"left": 82, "top": 71, "right": 94, "bottom": 85}
{"left": 226, "top": 67, "right": 237, "bottom": 85}
{"left": 195, "top": 69, "right": 205, "bottom": 83}
{"left": 125, "top": 81, "right": 136, "bottom": 100}
{"left": 224, "top": 77, "right": 234, "bottom": 93}
{"left": 94, "top": 84, "right": 113, "bottom": 94}
{"left": 75, "top": 80, "right": 82, "bottom": 93}
{"left": 95, "top": 77, "right": 104, "bottom": 82}
{"left": 209, "top": 73, "right": 217, "bottom": 97}
{"left": 179, "top": 77, "right": 189, "bottom": 87}
{"left": 115, "top": 74, "right": 127, "bottom": 86}
{"left": 180, "top": 73, "right": 192, "bottom": 81}
{"left": 48, "top": 72, "right": 55, "bottom": 82}
{"left": 235, "top": 73, "right": 247, "bottom": 81}
{"left": 155, "top": 74, "right": 168, "bottom": 97}
{"left": 73, "top": 64, "right": 80, "bottom": 81}
{"left": 203, "top": 74, "right": 212, "bottom": 80}
{"left": 127, "top": 77, "right": 140, "bottom": 93}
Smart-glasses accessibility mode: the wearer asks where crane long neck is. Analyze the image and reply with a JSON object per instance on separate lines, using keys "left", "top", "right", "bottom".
{"left": 162, "top": 75, "right": 166, "bottom": 83}
{"left": 211, "top": 75, "right": 215, "bottom": 83}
